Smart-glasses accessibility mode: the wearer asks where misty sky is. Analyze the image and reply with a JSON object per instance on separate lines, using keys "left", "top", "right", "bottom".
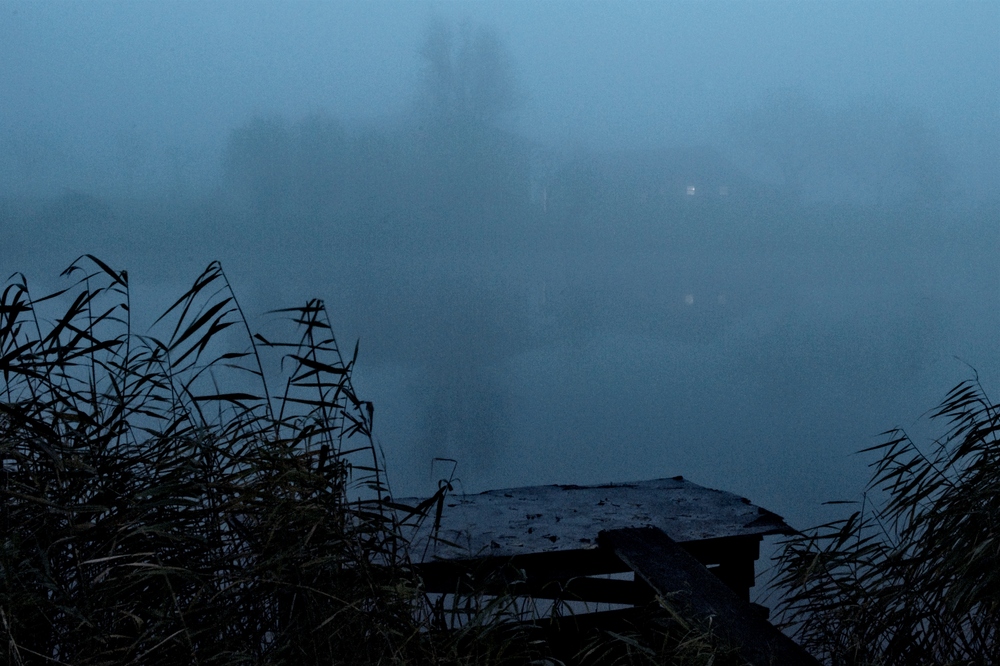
{"left": 1, "top": 1, "right": 997, "bottom": 196}
{"left": 2, "top": 1, "right": 1000, "bottom": 542}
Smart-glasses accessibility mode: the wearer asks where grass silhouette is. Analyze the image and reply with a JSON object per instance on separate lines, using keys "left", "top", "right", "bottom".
{"left": 0, "top": 256, "right": 426, "bottom": 663}
{"left": 775, "top": 374, "right": 1000, "bottom": 665}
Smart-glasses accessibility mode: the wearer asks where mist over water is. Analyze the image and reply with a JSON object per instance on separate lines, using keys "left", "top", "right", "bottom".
{"left": 2, "top": 1, "right": 998, "bottom": 534}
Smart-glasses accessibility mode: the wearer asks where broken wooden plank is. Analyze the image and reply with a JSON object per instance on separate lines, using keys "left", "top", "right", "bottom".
{"left": 600, "top": 526, "right": 820, "bottom": 666}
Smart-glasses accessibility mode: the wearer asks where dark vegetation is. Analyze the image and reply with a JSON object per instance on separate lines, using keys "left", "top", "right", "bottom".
{"left": 0, "top": 257, "right": 420, "bottom": 664}
{"left": 775, "top": 376, "right": 1000, "bottom": 665}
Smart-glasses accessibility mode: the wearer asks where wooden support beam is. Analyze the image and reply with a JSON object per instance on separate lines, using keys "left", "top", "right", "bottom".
{"left": 505, "top": 576, "right": 654, "bottom": 605}
{"left": 415, "top": 560, "right": 654, "bottom": 605}
{"left": 599, "top": 527, "right": 820, "bottom": 666}
{"left": 414, "top": 547, "right": 632, "bottom": 595}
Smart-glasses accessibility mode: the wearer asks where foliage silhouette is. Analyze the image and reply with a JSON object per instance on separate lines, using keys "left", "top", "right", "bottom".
{"left": 0, "top": 256, "right": 426, "bottom": 663}
{"left": 775, "top": 374, "right": 1000, "bottom": 665}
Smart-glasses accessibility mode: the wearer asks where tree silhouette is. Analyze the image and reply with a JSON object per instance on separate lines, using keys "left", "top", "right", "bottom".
{"left": 417, "top": 18, "right": 519, "bottom": 129}
{"left": 222, "top": 114, "right": 348, "bottom": 219}
{"left": 410, "top": 19, "right": 529, "bottom": 236}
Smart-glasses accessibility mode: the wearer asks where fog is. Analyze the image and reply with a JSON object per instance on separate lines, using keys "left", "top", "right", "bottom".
{"left": 2, "top": 1, "right": 999, "bottom": 533}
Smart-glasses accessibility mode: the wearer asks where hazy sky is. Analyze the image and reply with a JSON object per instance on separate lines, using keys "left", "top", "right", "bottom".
{"left": 2, "top": 1, "right": 999, "bottom": 535}
{"left": 1, "top": 1, "right": 997, "bottom": 194}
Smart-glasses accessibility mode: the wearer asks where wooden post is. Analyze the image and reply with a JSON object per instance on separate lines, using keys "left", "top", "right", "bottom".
{"left": 599, "top": 527, "right": 820, "bottom": 666}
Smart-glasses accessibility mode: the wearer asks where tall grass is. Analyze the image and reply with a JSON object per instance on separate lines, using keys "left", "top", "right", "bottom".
{"left": 774, "top": 375, "right": 1000, "bottom": 665}
{"left": 0, "top": 256, "right": 422, "bottom": 664}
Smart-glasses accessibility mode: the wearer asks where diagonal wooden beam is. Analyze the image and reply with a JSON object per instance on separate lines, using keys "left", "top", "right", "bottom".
{"left": 599, "top": 526, "right": 820, "bottom": 666}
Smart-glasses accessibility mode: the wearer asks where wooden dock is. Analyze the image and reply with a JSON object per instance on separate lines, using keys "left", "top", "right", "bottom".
{"left": 394, "top": 476, "right": 819, "bottom": 665}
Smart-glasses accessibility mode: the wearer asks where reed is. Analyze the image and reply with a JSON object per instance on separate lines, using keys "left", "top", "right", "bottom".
{"left": 0, "top": 256, "right": 421, "bottom": 664}
{"left": 774, "top": 375, "right": 1000, "bottom": 665}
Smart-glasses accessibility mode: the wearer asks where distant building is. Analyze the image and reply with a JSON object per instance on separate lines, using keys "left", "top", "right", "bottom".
{"left": 530, "top": 145, "right": 771, "bottom": 217}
